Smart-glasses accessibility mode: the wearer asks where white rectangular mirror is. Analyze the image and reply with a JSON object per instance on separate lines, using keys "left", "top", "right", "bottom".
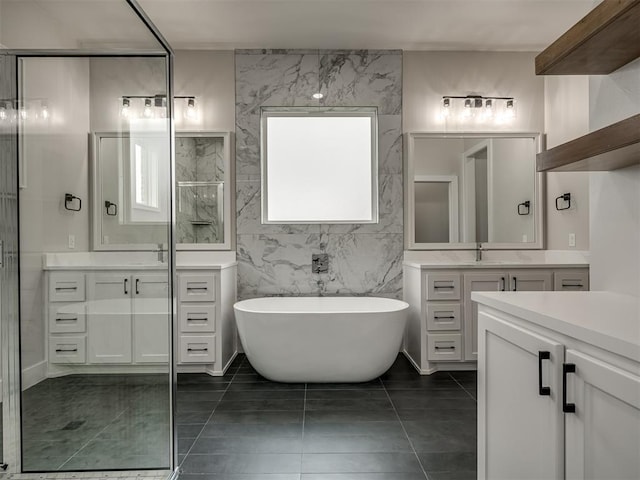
{"left": 405, "top": 132, "right": 544, "bottom": 250}
{"left": 261, "top": 107, "right": 378, "bottom": 224}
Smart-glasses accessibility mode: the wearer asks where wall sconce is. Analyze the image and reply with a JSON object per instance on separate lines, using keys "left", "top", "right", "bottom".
{"left": 120, "top": 95, "right": 197, "bottom": 120}
{"left": 0, "top": 98, "right": 51, "bottom": 123}
{"left": 440, "top": 95, "right": 516, "bottom": 123}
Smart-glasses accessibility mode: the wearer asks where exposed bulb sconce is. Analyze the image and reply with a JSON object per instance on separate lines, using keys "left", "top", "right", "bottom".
{"left": 0, "top": 103, "right": 7, "bottom": 121}
{"left": 121, "top": 98, "right": 131, "bottom": 118}
{"left": 40, "top": 102, "right": 49, "bottom": 120}
{"left": 440, "top": 95, "right": 516, "bottom": 123}
{"left": 185, "top": 97, "right": 197, "bottom": 119}
{"left": 143, "top": 98, "right": 154, "bottom": 118}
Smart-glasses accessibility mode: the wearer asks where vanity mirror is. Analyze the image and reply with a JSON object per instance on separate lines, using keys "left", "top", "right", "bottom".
{"left": 405, "top": 132, "right": 543, "bottom": 250}
{"left": 91, "top": 131, "right": 231, "bottom": 251}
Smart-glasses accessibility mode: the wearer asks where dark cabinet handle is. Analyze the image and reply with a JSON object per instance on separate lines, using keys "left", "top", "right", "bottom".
{"left": 512, "top": 277, "right": 517, "bottom": 291}
{"left": 434, "top": 315, "right": 455, "bottom": 320}
{"left": 187, "top": 348, "right": 209, "bottom": 352}
{"left": 135, "top": 278, "right": 140, "bottom": 295}
{"left": 435, "top": 346, "right": 456, "bottom": 350}
{"left": 434, "top": 285, "right": 454, "bottom": 290}
{"left": 538, "top": 351, "right": 551, "bottom": 396}
{"left": 562, "top": 283, "right": 583, "bottom": 288}
{"left": 124, "top": 278, "right": 128, "bottom": 295}
{"left": 563, "top": 363, "right": 576, "bottom": 413}
{"left": 55, "top": 348, "right": 78, "bottom": 353}
{"left": 56, "top": 317, "right": 78, "bottom": 322}
{"left": 500, "top": 277, "right": 506, "bottom": 291}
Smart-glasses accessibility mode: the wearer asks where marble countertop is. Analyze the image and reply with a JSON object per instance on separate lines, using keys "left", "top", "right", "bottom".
{"left": 472, "top": 291, "right": 640, "bottom": 362}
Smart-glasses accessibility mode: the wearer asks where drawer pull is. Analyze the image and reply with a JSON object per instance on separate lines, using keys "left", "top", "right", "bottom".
{"left": 187, "top": 347, "right": 209, "bottom": 352}
{"left": 512, "top": 277, "right": 518, "bottom": 291}
{"left": 501, "top": 277, "right": 506, "bottom": 291}
{"left": 187, "top": 287, "right": 209, "bottom": 292}
{"left": 55, "top": 286, "right": 77, "bottom": 292}
{"left": 56, "top": 317, "right": 78, "bottom": 322}
{"left": 434, "top": 315, "right": 455, "bottom": 320}
{"left": 562, "top": 283, "right": 583, "bottom": 288}
{"left": 55, "top": 348, "right": 78, "bottom": 353}
{"left": 135, "top": 278, "right": 140, "bottom": 295}
{"left": 435, "top": 345, "right": 456, "bottom": 350}
{"left": 124, "top": 278, "right": 128, "bottom": 295}
{"left": 187, "top": 317, "right": 208, "bottom": 322}
{"left": 433, "top": 285, "right": 454, "bottom": 290}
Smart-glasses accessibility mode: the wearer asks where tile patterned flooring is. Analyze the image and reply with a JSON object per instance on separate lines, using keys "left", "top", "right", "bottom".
{"left": 14, "top": 354, "right": 477, "bottom": 479}
{"left": 177, "top": 354, "right": 477, "bottom": 480}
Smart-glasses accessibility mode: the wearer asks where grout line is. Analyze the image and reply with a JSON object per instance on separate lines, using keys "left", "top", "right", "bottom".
{"left": 178, "top": 356, "right": 243, "bottom": 467}
{"left": 381, "top": 374, "right": 431, "bottom": 480}
{"left": 448, "top": 372, "right": 477, "bottom": 402}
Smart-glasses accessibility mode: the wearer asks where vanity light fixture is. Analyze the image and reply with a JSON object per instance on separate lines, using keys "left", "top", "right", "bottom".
{"left": 120, "top": 95, "right": 198, "bottom": 120}
{"left": 40, "top": 102, "right": 49, "bottom": 120}
{"left": 440, "top": 95, "right": 516, "bottom": 123}
{"left": 121, "top": 98, "right": 131, "bottom": 118}
{"left": 0, "top": 103, "right": 7, "bottom": 121}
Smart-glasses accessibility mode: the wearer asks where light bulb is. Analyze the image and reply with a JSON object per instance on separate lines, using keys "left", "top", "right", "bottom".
{"left": 143, "top": 98, "right": 154, "bottom": 118}
{"left": 464, "top": 98, "right": 472, "bottom": 109}
{"left": 121, "top": 98, "right": 130, "bottom": 118}
{"left": 505, "top": 99, "right": 516, "bottom": 119}
{"left": 20, "top": 108, "right": 27, "bottom": 120}
{"left": 0, "top": 104, "right": 7, "bottom": 121}
{"left": 41, "top": 103, "right": 49, "bottom": 120}
{"left": 185, "top": 98, "right": 196, "bottom": 119}
{"left": 312, "top": 92, "right": 324, "bottom": 99}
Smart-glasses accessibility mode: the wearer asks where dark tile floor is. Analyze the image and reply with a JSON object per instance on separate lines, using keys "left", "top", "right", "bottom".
{"left": 177, "top": 354, "right": 477, "bottom": 480}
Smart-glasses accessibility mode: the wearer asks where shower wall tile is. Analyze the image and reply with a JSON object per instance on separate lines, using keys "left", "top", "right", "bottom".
{"left": 235, "top": 50, "right": 403, "bottom": 300}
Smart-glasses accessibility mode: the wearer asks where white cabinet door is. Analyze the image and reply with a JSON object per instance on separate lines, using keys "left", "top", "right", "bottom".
{"left": 133, "top": 273, "right": 169, "bottom": 364}
{"left": 478, "top": 310, "right": 564, "bottom": 480}
{"left": 463, "top": 272, "right": 506, "bottom": 360}
{"left": 565, "top": 350, "right": 640, "bottom": 480}
{"left": 87, "top": 274, "right": 132, "bottom": 364}
{"left": 509, "top": 271, "right": 552, "bottom": 292}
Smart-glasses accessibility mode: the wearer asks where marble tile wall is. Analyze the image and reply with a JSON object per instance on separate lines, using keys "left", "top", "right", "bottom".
{"left": 235, "top": 50, "right": 403, "bottom": 299}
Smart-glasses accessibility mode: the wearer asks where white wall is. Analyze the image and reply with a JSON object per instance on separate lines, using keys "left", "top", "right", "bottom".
{"left": 544, "top": 75, "right": 590, "bottom": 250}
{"left": 404, "top": 51, "right": 579, "bottom": 250}
{"left": 588, "top": 57, "right": 640, "bottom": 296}
{"left": 19, "top": 57, "right": 91, "bottom": 371}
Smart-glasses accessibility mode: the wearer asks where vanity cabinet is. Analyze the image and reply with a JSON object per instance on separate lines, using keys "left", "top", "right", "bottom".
{"left": 402, "top": 263, "right": 589, "bottom": 373}
{"left": 46, "top": 263, "right": 237, "bottom": 377}
{"left": 475, "top": 293, "right": 640, "bottom": 480}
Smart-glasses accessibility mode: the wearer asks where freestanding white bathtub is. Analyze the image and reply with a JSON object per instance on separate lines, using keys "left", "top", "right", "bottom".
{"left": 233, "top": 296, "right": 409, "bottom": 383}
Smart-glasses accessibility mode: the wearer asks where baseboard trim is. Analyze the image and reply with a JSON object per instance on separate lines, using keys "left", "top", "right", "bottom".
{"left": 22, "top": 360, "right": 47, "bottom": 390}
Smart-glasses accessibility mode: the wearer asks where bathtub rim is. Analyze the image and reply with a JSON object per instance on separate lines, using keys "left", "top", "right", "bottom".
{"left": 233, "top": 296, "right": 409, "bottom": 315}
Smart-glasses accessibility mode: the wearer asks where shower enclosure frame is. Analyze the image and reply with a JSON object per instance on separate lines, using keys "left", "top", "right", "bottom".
{"left": 1, "top": 0, "right": 179, "bottom": 476}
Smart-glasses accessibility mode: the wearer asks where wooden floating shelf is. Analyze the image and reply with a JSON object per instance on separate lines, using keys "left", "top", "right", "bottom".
{"left": 536, "top": 0, "right": 640, "bottom": 75}
{"left": 537, "top": 114, "right": 640, "bottom": 172}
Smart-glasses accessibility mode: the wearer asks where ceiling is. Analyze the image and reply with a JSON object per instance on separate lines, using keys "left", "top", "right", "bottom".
{"left": 137, "top": 0, "right": 597, "bottom": 51}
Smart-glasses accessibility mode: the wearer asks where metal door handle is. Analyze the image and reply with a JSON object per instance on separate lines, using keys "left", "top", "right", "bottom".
{"left": 538, "top": 351, "right": 551, "bottom": 396}
{"left": 563, "top": 363, "right": 576, "bottom": 413}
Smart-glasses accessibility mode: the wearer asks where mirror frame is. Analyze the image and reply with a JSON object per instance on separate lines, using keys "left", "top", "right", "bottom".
{"left": 405, "top": 132, "right": 544, "bottom": 250}
{"left": 90, "top": 131, "right": 233, "bottom": 251}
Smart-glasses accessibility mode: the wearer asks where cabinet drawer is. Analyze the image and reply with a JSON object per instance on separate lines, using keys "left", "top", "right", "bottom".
{"left": 180, "top": 335, "right": 216, "bottom": 363}
{"left": 179, "top": 274, "right": 216, "bottom": 302}
{"left": 49, "top": 336, "right": 86, "bottom": 364}
{"left": 426, "top": 274, "right": 461, "bottom": 300}
{"left": 180, "top": 304, "right": 216, "bottom": 333}
{"left": 426, "top": 303, "right": 461, "bottom": 331}
{"left": 427, "top": 333, "right": 462, "bottom": 361}
{"left": 49, "top": 303, "right": 86, "bottom": 333}
{"left": 554, "top": 270, "right": 589, "bottom": 291}
{"left": 49, "top": 273, "right": 85, "bottom": 302}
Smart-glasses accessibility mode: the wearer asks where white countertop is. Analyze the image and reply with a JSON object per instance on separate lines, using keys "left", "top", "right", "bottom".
{"left": 403, "top": 249, "right": 590, "bottom": 269}
{"left": 42, "top": 252, "right": 237, "bottom": 271}
{"left": 472, "top": 291, "right": 640, "bottom": 362}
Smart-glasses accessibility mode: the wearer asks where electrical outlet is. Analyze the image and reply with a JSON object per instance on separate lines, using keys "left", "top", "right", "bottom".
{"left": 568, "top": 233, "right": 576, "bottom": 247}
{"left": 68, "top": 234, "right": 75, "bottom": 249}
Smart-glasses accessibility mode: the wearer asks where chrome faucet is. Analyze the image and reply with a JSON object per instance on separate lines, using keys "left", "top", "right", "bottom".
{"left": 476, "top": 243, "right": 483, "bottom": 262}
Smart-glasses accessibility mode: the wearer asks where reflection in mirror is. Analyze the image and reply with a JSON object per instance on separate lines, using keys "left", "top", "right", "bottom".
{"left": 407, "top": 133, "right": 542, "bottom": 249}
{"left": 175, "top": 133, "right": 227, "bottom": 245}
{"left": 93, "top": 131, "right": 231, "bottom": 251}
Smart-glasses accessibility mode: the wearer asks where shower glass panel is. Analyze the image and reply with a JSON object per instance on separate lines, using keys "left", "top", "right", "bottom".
{"left": 17, "top": 54, "right": 172, "bottom": 473}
